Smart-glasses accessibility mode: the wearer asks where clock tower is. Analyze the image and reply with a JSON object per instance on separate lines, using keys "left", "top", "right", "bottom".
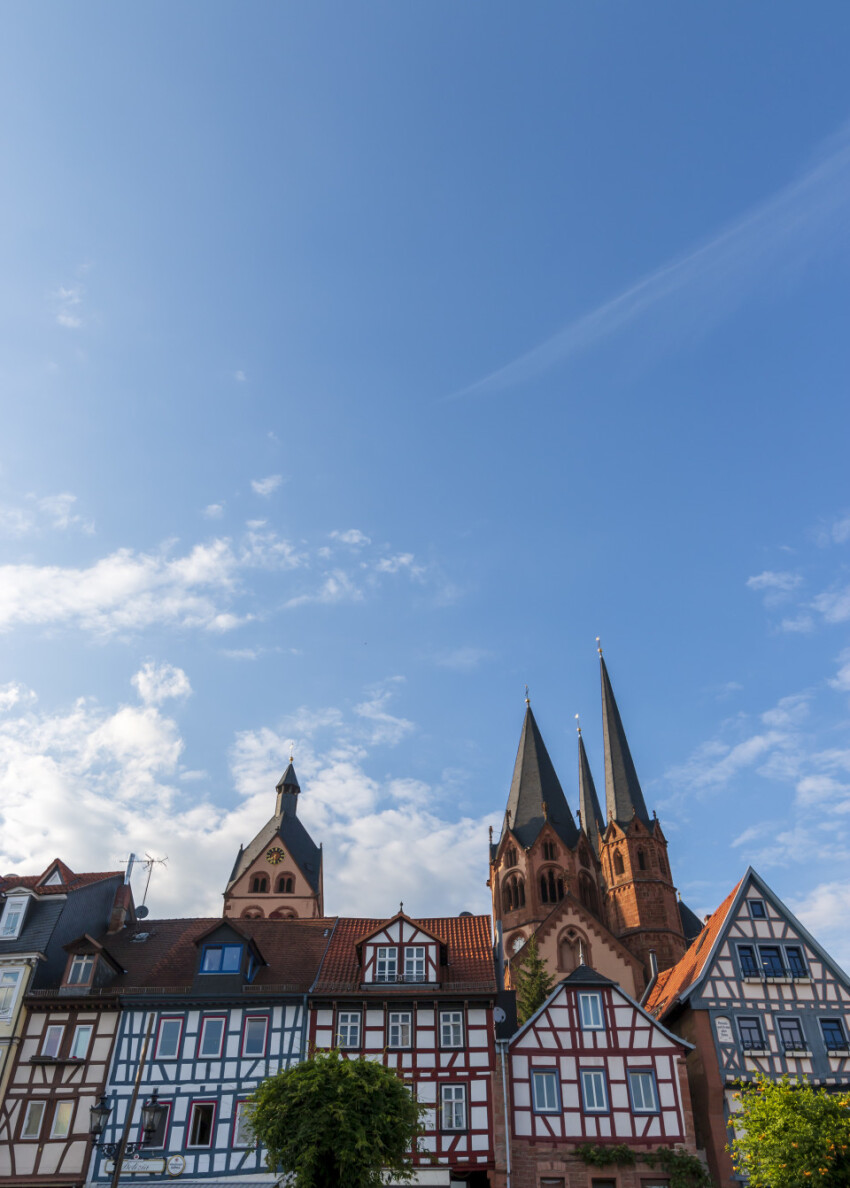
{"left": 222, "top": 762, "right": 325, "bottom": 920}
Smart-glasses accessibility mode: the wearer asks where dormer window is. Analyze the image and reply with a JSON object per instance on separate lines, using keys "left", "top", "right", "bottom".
{"left": 404, "top": 947, "right": 425, "bottom": 982}
{"left": 376, "top": 947, "right": 398, "bottom": 982}
{"left": 0, "top": 897, "right": 27, "bottom": 939}
{"left": 67, "top": 955, "right": 95, "bottom": 986}
{"left": 43, "top": 869, "right": 64, "bottom": 886}
{"left": 201, "top": 944, "right": 243, "bottom": 974}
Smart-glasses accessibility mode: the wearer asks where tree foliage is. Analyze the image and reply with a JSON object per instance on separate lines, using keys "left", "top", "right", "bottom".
{"left": 729, "top": 1074, "right": 850, "bottom": 1188}
{"left": 514, "top": 933, "right": 556, "bottom": 1023}
{"left": 246, "top": 1049, "right": 426, "bottom": 1188}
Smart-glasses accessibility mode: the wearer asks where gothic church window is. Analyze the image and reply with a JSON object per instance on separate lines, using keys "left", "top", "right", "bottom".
{"left": 503, "top": 874, "right": 525, "bottom": 912}
{"left": 276, "top": 874, "right": 294, "bottom": 893}
{"left": 543, "top": 841, "right": 558, "bottom": 861}
{"left": 578, "top": 871, "right": 599, "bottom": 916}
{"left": 505, "top": 846, "right": 517, "bottom": 868}
{"left": 540, "top": 868, "right": 564, "bottom": 904}
{"left": 637, "top": 849, "right": 646, "bottom": 870}
{"left": 613, "top": 851, "right": 625, "bottom": 876}
{"left": 250, "top": 874, "right": 269, "bottom": 893}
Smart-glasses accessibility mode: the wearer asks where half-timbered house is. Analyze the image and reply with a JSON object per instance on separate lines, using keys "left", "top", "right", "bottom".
{"left": 645, "top": 867, "right": 850, "bottom": 1187}
{"left": 500, "top": 966, "right": 696, "bottom": 1188}
{"left": 309, "top": 911, "right": 498, "bottom": 1188}
{"left": 88, "top": 915, "right": 333, "bottom": 1186}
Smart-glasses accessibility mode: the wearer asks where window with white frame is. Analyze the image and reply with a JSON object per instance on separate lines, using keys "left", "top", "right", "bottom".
{"left": 69, "top": 1024, "right": 93, "bottom": 1060}
{"left": 187, "top": 1102, "right": 215, "bottom": 1147}
{"left": 337, "top": 1011, "right": 361, "bottom": 1048}
{"left": 580, "top": 1068, "right": 608, "bottom": 1113}
{"left": 578, "top": 992, "right": 604, "bottom": 1030}
{"left": 0, "top": 969, "right": 23, "bottom": 1017}
{"left": 242, "top": 1016, "right": 268, "bottom": 1057}
{"left": 67, "top": 955, "right": 95, "bottom": 986}
{"left": 155, "top": 1017, "right": 183, "bottom": 1059}
{"left": 531, "top": 1069, "right": 560, "bottom": 1113}
{"left": 41, "top": 1024, "right": 64, "bottom": 1058}
{"left": 50, "top": 1099, "right": 74, "bottom": 1138}
{"left": 440, "top": 1084, "right": 466, "bottom": 1130}
{"left": 440, "top": 1009, "right": 463, "bottom": 1048}
{"left": 628, "top": 1070, "right": 659, "bottom": 1112}
{"left": 404, "top": 946, "right": 425, "bottom": 981}
{"left": 0, "top": 898, "right": 27, "bottom": 939}
{"left": 198, "top": 1016, "right": 226, "bottom": 1058}
{"left": 388, "top": 1011, "right": 412, "bottom": 1048}
{"left": 21, "top": 1100, "right": 45, "bottom": 1139}
{"left": 233, "top": 1100, "right": 254, "bottom": 1147}
{"left": 375, "top": 947, "right": 397, "bottom": 982}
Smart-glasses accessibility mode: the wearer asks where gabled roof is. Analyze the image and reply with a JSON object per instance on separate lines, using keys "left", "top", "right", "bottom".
{"left": 0, "top": 862, "right": 122, "bottom": 897}
{"left": 276, "top": 762, "right": 300, "bottom": 793}
{"left": 578, "top": 732, "right": 604, "bottom": 854}
{"left": 313, "top": 914, "right": 496, "bottom": 993}
{"left": 63, "top": 933, "right": 125, "bottom": 975}
{"left": 562, "top": 964, "right": 614, "bottom": 985}
{"left": 225, "top": 808, "right": 322, "bottom": 894}
{"left": 508, "top": 889, "right": 644, "bottom": 977}
{"left": 353, "top": 912, "right": 442, "bottom": 949}
{"left": 678, "top": 898, "right": 703, "bottom": 944}
{"left": 600, "top": 656, "right": 652, "bottom": 829}
{"left": 504, "top": 706, "right": 579, "bottom": 850}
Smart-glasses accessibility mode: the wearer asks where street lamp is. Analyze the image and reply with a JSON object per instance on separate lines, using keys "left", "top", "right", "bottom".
{"left": 89, "top": 1088, "right": 164, "bottom": 1159}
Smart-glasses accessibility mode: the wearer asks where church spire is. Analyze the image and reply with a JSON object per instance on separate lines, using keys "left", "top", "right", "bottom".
{"left": 577, "top": 723, "right": 604, "bottom": 854}
{"left": 505, "top": 704, "right": 579, "bottom": 849}
{"left": 599, "top": 650, "right": 652, "bottom": 829}
{"left": 275, "top": 760, "right": 300, "bottom": 816}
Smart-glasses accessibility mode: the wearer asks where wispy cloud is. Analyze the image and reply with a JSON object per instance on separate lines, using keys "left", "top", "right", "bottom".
{"left": 435, "top": 646, "right": 492, "bottom": 672}
{"left": 330, "top": 529, "right": 371, "bottom": 547}
{"left": 234, "top": 370, "right": 247, "bottom": 383}
{"left": 450, "top": 122, "right": 850, "bottom": 400}
{"left": 0, "top": 492, "right": 94, "bottom": 538}
{"left": 202, "top": 503, "right": 224, "bottom": 520}
{"left": 131, "top": 661, "right": 192, "bottom": 706}
{"left": 54, "top": 285, "right": 84, "bottom": 329}
{"left": 251, "top": 475, "right": 282, "bottom": 498}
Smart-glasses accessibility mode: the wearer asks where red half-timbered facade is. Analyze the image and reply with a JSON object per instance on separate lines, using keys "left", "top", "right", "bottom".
{"left": 309, "top": 911, "right": 497, "bottom": 1188}
{"left": 502, "top": 966, "right": 696, "bottom": 1188}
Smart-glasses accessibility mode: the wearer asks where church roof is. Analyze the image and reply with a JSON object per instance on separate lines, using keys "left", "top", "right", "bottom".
{"left": 276, "top": 762, "right": 299, "bottom": 793}
{"left": 678, "top": 897, "right": 703, "bottom": 943}
{"left": 225, "top": 808, "right": 322, "bottom": 894}
{"left": 578, "top": 733, "right": 604, "bottom": 854}
{"left": 600, "top": 656, "right": 652, "bottom": 829}
{"left": 504, "top": 706, "right": 579, "bottom": 850}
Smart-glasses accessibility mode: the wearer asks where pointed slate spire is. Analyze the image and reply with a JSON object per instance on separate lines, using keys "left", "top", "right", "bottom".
{"left": 505, "top": 705, "right": 579, "bottom": 849}
{"left": 599, "top": 651, "right": 652, "bottom": 829}
{"left": 578, "top": 729, "right": 604, "bottom": 855}
{"left": 275, "top": 761, "right": 300, "bottom": 816}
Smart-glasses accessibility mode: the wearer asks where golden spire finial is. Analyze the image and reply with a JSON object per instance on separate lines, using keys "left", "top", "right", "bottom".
{"left": 575, "top": 712, "right": 581, "bottom": 736}
{"left": 596, "top": 636, "right": 603, "bottom": 656}
{"left": 524, "top": 684, "right": 530, "bottom": 706}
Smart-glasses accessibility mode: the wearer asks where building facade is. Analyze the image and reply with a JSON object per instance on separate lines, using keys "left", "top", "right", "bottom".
{"left": 646, "top": 867, "right": 850, "bottom": 1187}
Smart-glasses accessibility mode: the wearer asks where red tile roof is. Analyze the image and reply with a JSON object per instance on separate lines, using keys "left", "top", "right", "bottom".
{"left": 0, "top": 860, "right": 123, "bottom": 896}
{"left": 645, "top": 881, "right": 742, "bottom": 1019}
{"left": 313, "top": 914, "right": 496, "bottom": 993}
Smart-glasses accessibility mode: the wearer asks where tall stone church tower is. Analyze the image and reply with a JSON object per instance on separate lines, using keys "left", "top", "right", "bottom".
{"left": 489, "top": 652, "right": 697, "bottom": 990}
{"left": 223, "top": 762, "right": 324, "bottom": 920}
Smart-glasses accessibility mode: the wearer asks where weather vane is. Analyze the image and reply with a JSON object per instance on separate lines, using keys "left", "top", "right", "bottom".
{"left": 596, "top": 635, "right": 603, "bottom": 656}
{"left": 524, "top": 684, "right": 530, "bottom": 706}
{"left": 575, "top": 712, "right": 581, "bottom": 736}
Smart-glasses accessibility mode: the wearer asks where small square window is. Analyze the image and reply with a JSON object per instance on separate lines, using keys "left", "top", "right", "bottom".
{"left": 155, "top": 1017, "right": 183, "bottom": 1060}
{"left": 628, "top": 1070, "right": 659, "bottom": 1113}
{"left": 748, "top": 899, "right": 766, "bottom": 919}
{"left": 21, "top": 1101, "right": 45, "bottom": 1139}
{"left": 580, "top": 1068, "right": 608, "bottom": 1113}
{"left": 531, "top": 1069, "right": 560, "bottom": 1114}
{"left": 821, "top": 1019, "right": 849, "bottom": 1051}
{"left": 187, "top": 1102, "right": 215, "bottom": 1148}
{"left": 759, "top": 946, "right": 785, "bottom": 977}
{"left": 440, "top": 1010, "right": 464, "bottom": 1047}
{"left": 578, "top": 992, "right": 604, "bottom": 1030}
{"left": 50, "top": 1099, "right": 74, "bottom": 1138}
{"left": 67, "top": 955, "right": 95, "bottom": 986}
{"left": 42, "top": 1025, "right": 64, "bottom": 1058}
{"left": 786, "top": 947, "right": 807, "bottom": 977}
{"left": 201, "top": 945, "right": 242, "bottom": 973}
{"left": 738, "top": 1017, "right": 765, "bottom": 1050}
{"left": 69, "top": 1025, "right": 93, "bottom": 1060}
{"left": 337, "top": 1011, "right": 361, "bottom": 1048}
{"left": 777, "top": 1017, "right": 806, "bottom": 1051}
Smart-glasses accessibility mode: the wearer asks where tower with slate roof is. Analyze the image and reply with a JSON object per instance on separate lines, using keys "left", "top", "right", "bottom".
{"left": 223, "top": 761, "right": 324, "bottom": 920}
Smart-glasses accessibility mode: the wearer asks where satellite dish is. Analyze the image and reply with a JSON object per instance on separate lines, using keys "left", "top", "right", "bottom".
{"left": 136, "top": 905, "right": 150, "bottom": 919}
{"left": 494, "top": 1006, "right": 507, "bottom": 1023}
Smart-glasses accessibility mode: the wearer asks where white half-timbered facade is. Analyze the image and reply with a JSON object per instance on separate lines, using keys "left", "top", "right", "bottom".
{"left": 309, "top": 912, "right": 497, "bottom": 1188}
{"left": 509, "top": 967, "right": 694, "bottom": 1151}
{"left": 647, "top": 867, "right": 850, "bottom": 1187}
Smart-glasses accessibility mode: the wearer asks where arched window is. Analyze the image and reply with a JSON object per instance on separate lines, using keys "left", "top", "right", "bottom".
{"left": 579, "top": 845, "right": 591, "bottom": 869}
{"left": 269, "top": 908, "right": 296, "bottom": 920}
{"left": 578, "top": 871, "right": 599, "bottom": 917}
{"left": 540, "top": 869, "right": 565, "bottom": 905}
{"left": 502, "top": 874, "right": 525, "bottom": 912}
{"left": 637, "top": 849, "right": 646, "bottom": 871}
{"left": 505, "top": 846, "right": 518, "bottom": 869}
{"left": 613, "top": 851, "right": 625, "bottom": 877}
{"left": 241, "top": 906, "right": 264, "bottom": 919}
{"left": 250, "top": 874, "right": 269, "bottom": 893}
{"left": 558, "top": 928, "right": 590, "bottom": 972}
{"left": 543, "top": 841, "right": 558, "bottom": 861}
{"left": 276, "top": 874, "right": 295, "bottom": 894}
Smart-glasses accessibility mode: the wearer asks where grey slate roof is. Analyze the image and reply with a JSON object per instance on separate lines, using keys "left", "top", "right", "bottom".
{"left": 226, "top": 763, "right": 322, "bottom": 894}
{"left": 578, "top": 733, "right": 604, "bottom": 855}
{"left": 678, "top": 898, "right": 703, "bottom": 943}
{"left": 600, "top": 656, "right": 652, "bottom": 829}
{"left": 0, "top": 897, "right": 64, "bottom": 957}
{"left": 504, "top": 706, "right": 579, "bottom": 850}
{"left": 561, "top": 964, "right": 615, "bottom": 986}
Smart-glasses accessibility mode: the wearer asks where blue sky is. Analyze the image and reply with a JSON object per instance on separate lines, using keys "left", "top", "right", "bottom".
{"left": 1, "top": 3, "right": 850, "bottom": 966}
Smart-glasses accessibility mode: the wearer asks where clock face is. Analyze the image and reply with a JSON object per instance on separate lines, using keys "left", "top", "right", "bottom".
{"left": 265, "top": 847, "right": 285, "bottom": 865}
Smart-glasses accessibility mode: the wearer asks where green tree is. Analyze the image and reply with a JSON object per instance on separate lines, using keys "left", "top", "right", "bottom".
{"left": 729, "top": 1074, "right": 850, "bottom": 1188}
{"left": 246, "top": 1048, "right": 426, "bottom": 1188}
{"left": 514, "top": 933, "right": 556, "bottom": 1023}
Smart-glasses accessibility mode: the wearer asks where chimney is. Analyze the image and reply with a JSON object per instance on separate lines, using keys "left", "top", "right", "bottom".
{"left": 107, "top": 883, "right": 134, "bottom": 933}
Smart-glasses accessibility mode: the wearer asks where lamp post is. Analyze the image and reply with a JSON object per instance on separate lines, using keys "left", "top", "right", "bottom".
{"left": 89, "top": 1013, "right": 162, "bottom": 1188}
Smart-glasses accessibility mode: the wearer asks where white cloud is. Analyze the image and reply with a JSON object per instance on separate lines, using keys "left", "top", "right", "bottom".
{"left": 760, "top": 692, "right": 810, "bottom": 729}
{"left": 815, "top": 513, "right": 850, "bottom": 547}
{"left": 435, "top": 646, "right": 492, "bottom": 672}
{"left": 251, "top": 475, "right": 282, "bottom": 498}
{"left": 234, "top": 370, "right": 247, "bottom": 383}
{"left": 830, "top": 650, "right": 850, "bottom": 692}
{"left": 285, "top": 569, "right": 363, "bottom": 609}
{"left": 374, "top": 553, "right": 424, "bottom": 577}
{"left": 131, "top": 662, "right": 192, "bottom": 706}
{"left": 813, "top": 584, "right": 850, "bottom": 624}
{"left": 55, "top": 285, "right": 83, "bottom": 329}
{"left": 746, "top": 571, "right": 803, "bottom": 607}
{"left": 202, "top": 504, "right": 224, "bottom": 519}
{"left": 788, "top": 881, "right": 850, "bottom": 974}
{"left": 354, "top": 684, "right": 415, "bottom": 747}
{"left": 780, "top": 614, "right": 814, "bottom": 634}
{"left": 0, "top": 492, "right": 94, "bottom": 538}
{"left": 330, "top": 529, "right": 372, "bottom": 547}
{"left": 0, "top": 683, "right": 37, "bottom": 712}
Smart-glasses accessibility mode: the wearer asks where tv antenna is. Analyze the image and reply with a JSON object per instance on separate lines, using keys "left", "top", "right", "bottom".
{"left": 119, "top": 852, "right": 168, "bottom": 919}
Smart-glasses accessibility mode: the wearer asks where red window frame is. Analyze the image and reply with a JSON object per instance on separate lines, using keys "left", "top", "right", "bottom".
{"left": 197, "top": 1014, "right": 228, "bottom": 1060}
{"left": 241, "top": 1015, "right": 269, "bottom": 1058}
{"left": 136, "top": 1098, "right": 172, "bottom": 1149}
{"left": 154, "top": 1015, "right": 184, "bottom": 1060}
{"left": 231, "top": 1098, "right": 255, "bottom": 1148}
{"left": 186, "top": 1098, "right": 218, "bottom": 1148}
